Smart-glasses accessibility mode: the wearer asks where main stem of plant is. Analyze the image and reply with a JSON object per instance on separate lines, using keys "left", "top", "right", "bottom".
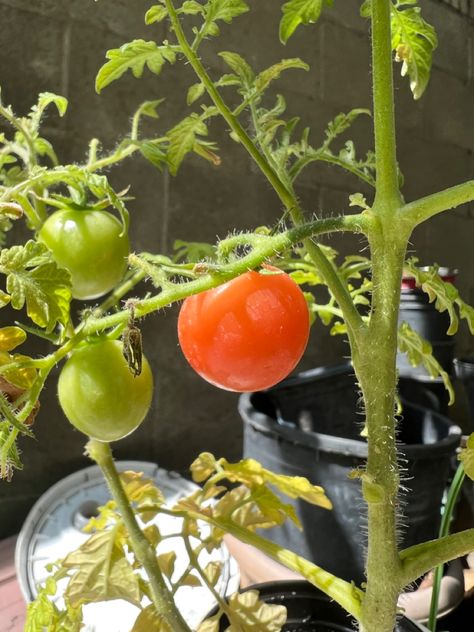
{"left": 353, "top": 2, "right": 408, "bottom": 631}
{"left": 87, "top": 439, "right": 191, "bottom": 632}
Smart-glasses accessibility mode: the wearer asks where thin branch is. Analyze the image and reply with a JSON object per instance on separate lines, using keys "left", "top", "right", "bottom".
{"left": 400, "top": 180, "right": 474, "bottom": 227}
{"left": 399, "top": 528, "right": 474, "bottom": 588}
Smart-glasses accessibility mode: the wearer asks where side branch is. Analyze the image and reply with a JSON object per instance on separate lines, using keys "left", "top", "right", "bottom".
{"left": 165, "top": 0, "right": 366, "bottom": 340}
{"left": 401, "top": 180, "right": 474, "bottom": 227}
{"left": 82, "top": 214, "right": 366, "bottom": 336}
{"left": 399, "top": 529, "right": 474, "bottom": 588}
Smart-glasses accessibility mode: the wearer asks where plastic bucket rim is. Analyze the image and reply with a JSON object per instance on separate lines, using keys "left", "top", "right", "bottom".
{"left": 239, "top": 393, "right": 461, "bottom": 460}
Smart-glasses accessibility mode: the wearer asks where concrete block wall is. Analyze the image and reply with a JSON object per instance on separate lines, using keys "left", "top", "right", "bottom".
{"left": 0, "top": 0, "right": 472, "bottom": 536}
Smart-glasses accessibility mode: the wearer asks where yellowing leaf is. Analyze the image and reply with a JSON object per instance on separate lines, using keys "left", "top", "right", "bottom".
{"left": 227, "top": 590, "right": 287, "bottom": 631}
{"left": 157, "top": 551, "right": 176, "bottom": 579}
{"left": 0, "top": 326, "right": 26, "bottom": 351}
{"left": 62, "top": 526, "right": 141, "bottom": 607}
{"left": 197, "top": 617, "right": 220, "bottom": 632}
{"left": 131, "top": 605, "right": 173, "bottom": 632}
{"left": 459, "top": 433, "right": 474, "bottom": 481}
{"left": 204, "top": 561, "right": 222, "bottom": 586}
{"left": 398, "top": 321, "right": 454, "bottom": 404}
{"left": 191, "top": 452, "right": 218, "bottom": 482}
{"left": 220, "top": 457, "right": 332, "bottom": 509}
{"left": 0, "top": 351, "right": 37, "bottom": 389}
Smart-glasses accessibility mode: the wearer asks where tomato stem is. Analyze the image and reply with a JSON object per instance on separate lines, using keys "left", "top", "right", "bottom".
{"left": 86, "top": 439, "right": 191, "bottom": 632}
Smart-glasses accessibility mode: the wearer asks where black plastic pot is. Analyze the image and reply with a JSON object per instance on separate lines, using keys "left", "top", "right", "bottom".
{"left": 238, "top": 363, "right": 461, "bottom": 585}
{"left": 453, "top": 357, "right": 474, "bottom": 428}
{"left": 211, "top": 580, "right": 425, "bottom": 631}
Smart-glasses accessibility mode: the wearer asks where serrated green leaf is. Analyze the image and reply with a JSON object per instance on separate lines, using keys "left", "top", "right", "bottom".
{"left": 349, "top": 193, "right": 369, "bottom": 210}
{"left": 0, "top": 241, "right": 71, "bottom": 333}
{"left": 255, "top": 58, "right": 309, "bottom": 94}
{"left": 398, "top": 321, "right": 454, "bottom": 404}
{"left": 34, "top": 137, "right": 58, "bottom": 165}
{"left": 96, "top": 40, "right": 176, "bottom": 93}
{"left": 145, "top": 5, "right": 168, "bottom": 24}
{"left": 324, "top": 109, "right": 371, "bottom": 147}
{"left": 289, "top": 269, "right": 322, "bottom": 285}
{"left": 205, "top": 0, "right": 249, "bottom": 25}
{"left": 181, "top": 0, "right": 206, "bottom": 14}
{"left": 36, "top": 92, "right": 68, "bottom": 118}
{"left": 135, "top": 98, "right": 165, "bottom": 120}
{"left": 215, "top": 73, "right": 241, "bottom": 87}
{"left": 167, "top": 113, "right": 210, "bottom": 175}
{"left": 459, "top": 433, "right": 474, "bottom": 481}
{"left": 404, "top": 259, "right": 474, "bottom": 336}
{"left": 218, "top": 51, "right": 254, "bottom": 86}
{"left": 391, "top": 2, "right": 437, "bottom": 99}
{"left": 138, "top": 141, "right": 168, "bottom": 170}
{"left": 187, "top": 82, "right": 206, "bottom": 106}
{"left": 63, "top": 526, "right": 141, "bottom": 607}
{"left": 280, "top": 0, "right": 333, "bottom": 44}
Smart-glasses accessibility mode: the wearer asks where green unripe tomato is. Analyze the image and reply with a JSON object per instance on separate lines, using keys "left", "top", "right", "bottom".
{"left": 38, "top": 209, "right": 130, "bottom": 300}
{"left": 58, "top": 340, "right": 154, "bottom": 442}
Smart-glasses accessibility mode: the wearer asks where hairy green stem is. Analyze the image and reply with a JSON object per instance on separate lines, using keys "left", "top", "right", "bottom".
{"left": 156, "top": 505, "right": 363, "bottom": 622}
{"left": 355, "top": 223, "right": 409, "bottom": 632}
{"left": 400, "top": 528, "right": 474, "bottom": 589}
{"left": 165, "top": 0, "right": 295, "bottom": 211}
{"left": 95, "top": 269, "right": 146, "bottom": 314}
{"left": 401, "top": 180, "right": 474, "bottom": 227}
{"left": 221, "top": 522, "right": 364, "bottom": 621}
{"left": 81, "top": 215, "right": 365, "bottom": 336}
{"left": 371, "top": 0, "right": 402, "bottom": 208}
{"left": 428, "top": 464, "right": 466, "bottom": 630}
{"left": 86, "top": 440, "right": 190, "bottom": 632}
{"left": 165, "top": 0, "right": 366, "bottom": 344}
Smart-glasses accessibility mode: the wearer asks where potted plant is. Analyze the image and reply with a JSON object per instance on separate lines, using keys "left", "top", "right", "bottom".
{"left": 0, "top": 1, "right": 471, "bottom": 631}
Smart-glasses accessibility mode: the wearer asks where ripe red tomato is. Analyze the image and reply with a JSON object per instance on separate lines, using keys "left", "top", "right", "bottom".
{"left": 178, "top": 269, "right": 310, "bottom": 392}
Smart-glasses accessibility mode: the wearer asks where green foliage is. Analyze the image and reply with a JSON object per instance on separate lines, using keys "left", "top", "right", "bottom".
{"left": 390, "top": 0, "right": 437, "bottom": 100}
{"left": 0, "top": 241, "right": 71, "bottom": 333}
{"left": 404, "top": 259, "right": 474, "bottom": 335}
{"left": 278, "top": 245, "right": 371, "bottom": 334}
{"left": 167, "top": 108, "right": 218, "bottom": 174}
{"left": 96, "top": 40, "right": 177, "bottom": 92}
{"left": 361, "top": 0, "right": 437, "bottom": 99}
{"left": 397, "top": 321, "right": 454, "bottom": 404}
{"left": 459, "top": 433, "right": 474, "bottom": 481}
{"left": 280, "top": 0, "right": 333, "bottom": 43}
{"left": 199, "top": 0, "right": 249, "bottom": 40}
{"left": 25, "top": 578, "right": 83, "bottom": 632}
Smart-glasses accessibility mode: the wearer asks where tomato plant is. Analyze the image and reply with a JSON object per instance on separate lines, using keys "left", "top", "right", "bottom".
{"left": 38, "top": 209, "right": 130, "bottom": 300}
{"left": 178, "top": 269, "right": 310, "bottom": 392}
{"left": 57, "top": 339, "right": 153, "bottom": 442}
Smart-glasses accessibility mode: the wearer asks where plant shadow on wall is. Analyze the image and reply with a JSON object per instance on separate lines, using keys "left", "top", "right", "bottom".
{"left": 0, "top": 1, "right": 469, "bottom": 631}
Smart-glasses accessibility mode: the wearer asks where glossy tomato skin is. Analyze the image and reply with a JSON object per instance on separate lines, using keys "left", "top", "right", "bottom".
{"left": 58, "top": 340, "right": 153, "bottom": 442}
{"left": 178, "top": 270, "right": 310, "bottom": 392}
{"left": 38, "top": 209, "right": 129, "bottom": 300}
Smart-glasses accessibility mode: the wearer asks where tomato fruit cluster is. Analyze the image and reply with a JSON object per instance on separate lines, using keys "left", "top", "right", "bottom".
{"left": 58, "top": 339, "right": 153, "bottom": 442}
{"left": 38, "top": 209, "right": 130, "bottom": 300}
{"left": 178, "top": 269, "right": 310, "bottom": 392}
